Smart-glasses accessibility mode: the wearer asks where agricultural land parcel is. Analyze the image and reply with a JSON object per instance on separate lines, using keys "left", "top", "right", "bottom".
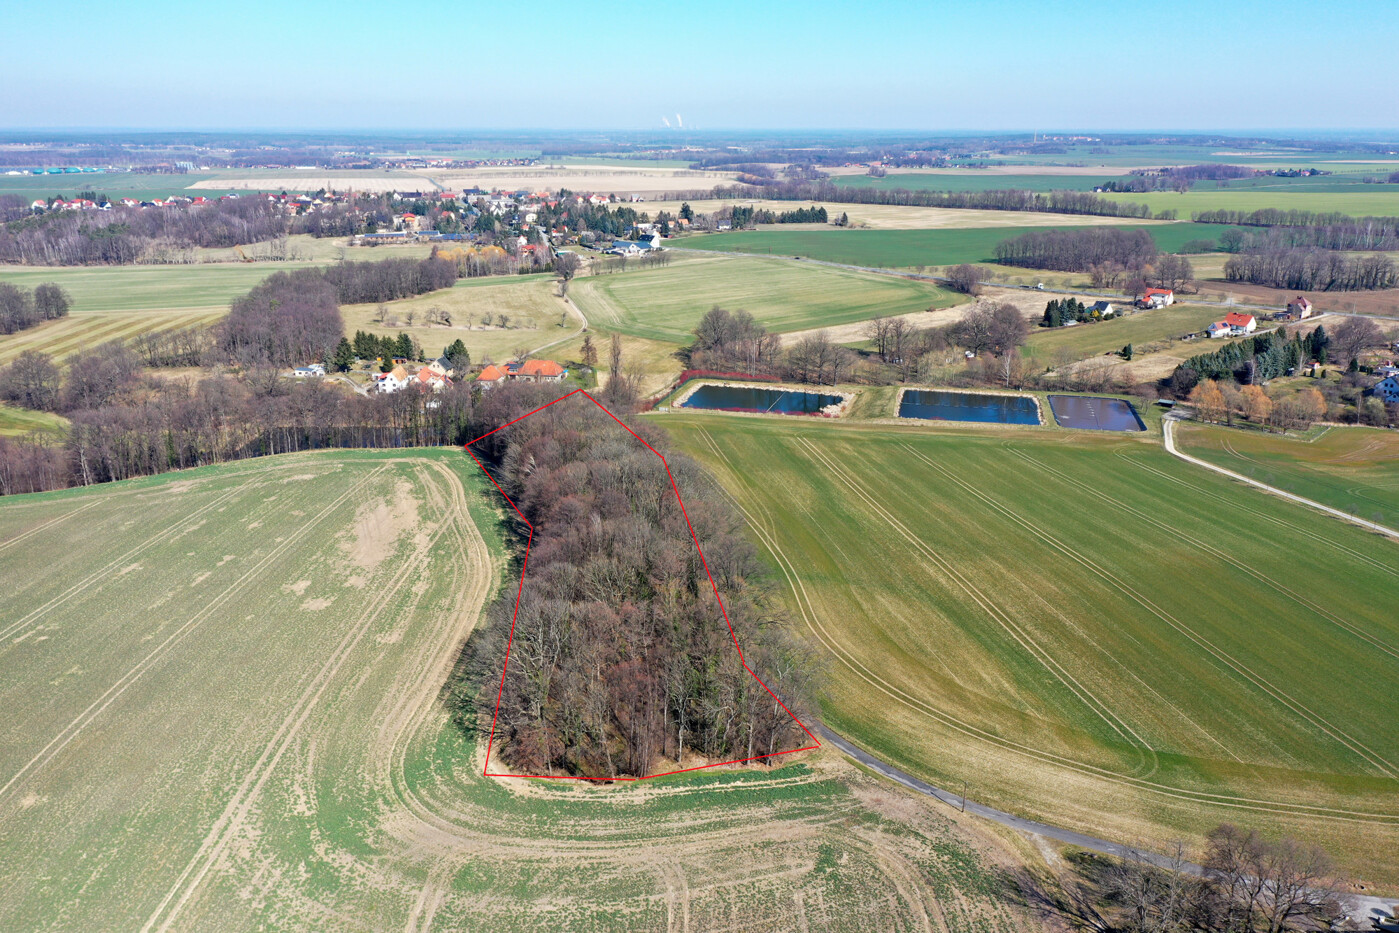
{"left": 1178, "top": 422, "right": 1399, "bottom": 528}
{"left": 0, "top": 448, "right": 1038, "bottom": 932}
{"left": 660, "top": 414, "right": 1399, "bottom": 884}
{"left": 571, "top": 252, "right": 960, "bottom": 344}
{"left": 673, "top": 223, "right": 1245, "bottom": 271}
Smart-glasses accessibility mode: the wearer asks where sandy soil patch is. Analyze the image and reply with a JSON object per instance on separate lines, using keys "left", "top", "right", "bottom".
{"left": 300, "top": 597, "right": 333, "bottom": 611}
{"left": 283, "top": 580, "right": 311, "bottom": 596}
{"left": 340, "top": 479, "right": 420, "bottom": 574}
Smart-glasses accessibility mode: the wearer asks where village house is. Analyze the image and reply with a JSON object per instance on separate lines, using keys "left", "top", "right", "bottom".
{"left": 1373, "top": 376, "right": 1399, "bottom": 404}
{"left": 1283, "top": 296, "right": 1313, "bottom": 320}
{"left": 411, "top": 367, "right": 452, "bottom": 392}
{"left": 475, "top": 364, "right": 509, "bottom": 388}
{"left": 516, "top": 359, "right": 567, "bottom": 383}
{"left": 377, "top": 364, "right": 412, "bottom": 393}
{"left": 1089, "top": 301, "right": 1116, "bottom": 318}
{"left": 1138, "top": 287, "right": 1175, "bottom": 309}
{"left": 292, "top": 364, "right": 325, "bottom": 378}
{"left": 1225, "top": 311, "right": 1257, "bottom": 335}
{"left": 1207, "top": 321, "right": 1234, "bottom": 339}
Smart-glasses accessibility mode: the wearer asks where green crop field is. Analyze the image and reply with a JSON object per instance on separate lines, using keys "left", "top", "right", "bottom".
{"left": 571, "top": 253, "right": 959, "bottom": 343}
{"left": 1178, "top": 422, "right": 1399, "bottom": 528}
{"left": 1103, "top": 188, "right": 1399, "bottom": 218}
{"left": 661, "top": 414, "right": 1399, "bottom": 884}
{"left": 1024, "top": 304, "right": 1228, "bottom": 365}
{"left": 675, "top": 223, "right": 1243, "bottom": 270}
{"left": 0, "top": 448, "right": 1035, "bottom": 931}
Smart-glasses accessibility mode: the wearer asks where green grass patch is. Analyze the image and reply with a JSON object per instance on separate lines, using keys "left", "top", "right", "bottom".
{"left": 571, "top": 253, "right": 958, "bottom": 342}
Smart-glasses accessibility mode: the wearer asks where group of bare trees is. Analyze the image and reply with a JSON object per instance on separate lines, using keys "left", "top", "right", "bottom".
{"left": 0, "top": 198, "right": 287, "bottom": 265}
{"left": 215, "top": 269, "right": 343, "bottom": 367}
{"left": 745, "top": 180, "right": 1158, "bottom": 219}
{"left": 458, "top": 387, "right": 813, "bottom": 778}
{"left": 0, "top": 281, "right": 70, "bottom": 334}
{"left": 1101, "top": 825, "right": 1343, "bottom": 933}
{"left": 994, "top": 228, "right": 1160, "bottom": 272}
{"left": 1223, "top": 249, "right": 1395, "bottom": 291}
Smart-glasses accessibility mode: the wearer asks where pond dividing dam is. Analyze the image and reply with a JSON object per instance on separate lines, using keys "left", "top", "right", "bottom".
{"left": 1046, "top": 395, "right": 1146, "bottom": 432}
{"left": 898, "top": 389, "right": 1041, "bottom": 425}
{"left": 680, "top": 384, "right": 845, "bottom": 415}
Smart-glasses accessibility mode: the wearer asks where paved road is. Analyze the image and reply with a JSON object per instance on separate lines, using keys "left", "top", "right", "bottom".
{"left": 819, "top": 725, "right": 1399, "bottom": 922}
{"left": 1162, "top": 414, "right": 1399, "bottom": 541}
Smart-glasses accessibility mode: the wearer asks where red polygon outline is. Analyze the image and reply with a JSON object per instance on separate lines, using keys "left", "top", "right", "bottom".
{"left": 464, "top": 389, "right": 820, "bottom": 781}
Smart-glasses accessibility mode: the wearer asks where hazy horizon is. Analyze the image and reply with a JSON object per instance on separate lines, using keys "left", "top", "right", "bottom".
{"left": 5, "top": 0, "right": 1397, "bottom": 133}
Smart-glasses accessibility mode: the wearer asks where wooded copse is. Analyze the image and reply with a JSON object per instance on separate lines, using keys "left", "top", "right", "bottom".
{"left": 0, "top": 281, "right": 71, "bottom": 334}
{"left": 457, "top": 387, "right": 814, "bottom": 779}
{"left": 993, "top": 227, "right": 1159, "bottom": 271}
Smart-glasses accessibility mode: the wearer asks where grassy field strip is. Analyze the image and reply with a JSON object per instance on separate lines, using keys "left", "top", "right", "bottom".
{"left": 1001, "top": 444, "right": 1399, "bottom": 663}
{"left": 686, "top": 427, "right": 1397, "bottom": 825}
{"left": 0, "top": 309, "right": 225, "bottom": 365}
{"left": 896, "top": 443, "right": 1242, "bottom": 763}
{"left": 0, "top": 481, "right": 253, "bottom": 645}
{"left": 1108, "top": 446, "right": 1399, "bottom": 582}
{"left": 0, "top": 466, "right": 387, "bottom": 810}
{"left": 789, "top": 435, "right": 1162, "bottom": 777}
{"left": 141, "top": 464, "right": 464, "bottom": 933}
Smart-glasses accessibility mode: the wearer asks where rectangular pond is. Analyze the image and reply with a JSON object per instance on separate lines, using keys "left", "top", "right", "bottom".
{"left": 898, "top": 389, "right": 1040, "bottom": 425}
{"left": 1047, "top": 395, "right": 1146, "bottom": 432}
{"left": 680, "top": 384, "right": 845, "bottom": 415}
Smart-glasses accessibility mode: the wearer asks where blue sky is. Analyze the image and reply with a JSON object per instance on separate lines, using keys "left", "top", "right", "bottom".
{"left": 3, "top": 0, "right": 1396, "bottom": 131}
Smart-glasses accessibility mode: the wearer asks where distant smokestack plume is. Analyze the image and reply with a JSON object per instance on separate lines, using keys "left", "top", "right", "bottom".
{"left": 661, "top": 116, "right": 671, "bottom": 127}
{"left": 676, "top": 113, "right": 683, "bottom": 128}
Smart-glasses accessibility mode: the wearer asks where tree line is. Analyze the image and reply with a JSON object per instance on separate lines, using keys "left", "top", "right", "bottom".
{"left": 1217, "top": 221, "right": 1399, "bottom": 252}
{"left": 0, "top": 282, "right": 71, "bottom": 334}
{"left": 715, "top": 180, "right": 1161, "bottom": 219}
{"left": 1174, "top": 326, "right": 1332, "bottom": 386}
{"left": 452, "top": 386, "right": 813, "bottom": 778}
{"left": 0, "top": 197, "right": 288, "bottom": 265}
{"left": 1093, "top": 822, "right": 1345, "bottom": 933}
{"left": 1222, "top": 249, "right": 1395, "bottom": 291}
{"left": 1194, "top": 207, "right": 1399, "bottom": 231}
{"left": 1095, "top": 164, "right": 1255, "bottom": 193}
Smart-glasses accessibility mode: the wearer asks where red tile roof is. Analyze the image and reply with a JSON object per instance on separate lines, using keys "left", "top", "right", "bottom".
{"left": 1224, "top": 312, "right": 1254, "bottom": 327}
{"left": 519, "top": 359, "right": 564, "bottom": 377}
{"left": 478, "top": 364, "right": 507, "bottom": 381}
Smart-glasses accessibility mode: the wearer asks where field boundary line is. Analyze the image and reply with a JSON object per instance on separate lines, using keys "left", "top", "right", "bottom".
{"left": 1164, "top": 417, "right": 1399, "bottom": 541}
{"left": 0, "top": 465, "right": 387, "bottom": 810}
{"left": 685, "top": 427, "right": 1399, "bottom": 824}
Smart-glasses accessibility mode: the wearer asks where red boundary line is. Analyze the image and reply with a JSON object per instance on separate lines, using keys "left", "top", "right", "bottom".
{"left": 465, "top": 389, "right": 820, "bottom": 781}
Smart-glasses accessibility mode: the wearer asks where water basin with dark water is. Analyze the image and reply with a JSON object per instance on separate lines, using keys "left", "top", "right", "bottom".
{"left": 680, "top": 384, "right": 844, "bottom": 414}
{"left": 898, "top": 389, "right": 1040, "bottom": 425}
{"left": 1047, "top": 395, "right": 1146, "bottom": 432}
